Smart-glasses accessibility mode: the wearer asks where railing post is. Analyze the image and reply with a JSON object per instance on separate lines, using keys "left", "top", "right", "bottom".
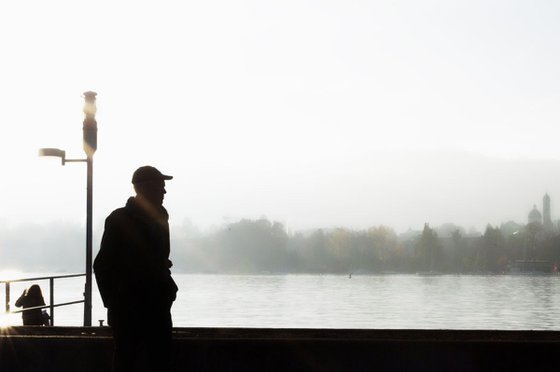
{"left": 50, "top": 277, "right": 55, "bottom": 326}
{"left": 5, "top": 282, "right": 10, "bottom": 313}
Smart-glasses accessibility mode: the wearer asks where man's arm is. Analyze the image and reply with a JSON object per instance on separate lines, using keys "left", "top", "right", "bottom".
{"left": 93, "top": 215, "right": 120, "bottom": 308}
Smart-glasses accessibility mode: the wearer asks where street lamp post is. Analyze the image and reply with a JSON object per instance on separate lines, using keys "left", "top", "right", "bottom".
{"left": 38, "top": 91, "right": 97, "bottom": 327}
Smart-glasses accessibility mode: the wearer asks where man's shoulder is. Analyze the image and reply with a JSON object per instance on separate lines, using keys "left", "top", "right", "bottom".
{"left": 108, "top": 206, "right": 127, "bottom": 218}
{"left": 105, "top": 206, "right": 131, "bottom": 225}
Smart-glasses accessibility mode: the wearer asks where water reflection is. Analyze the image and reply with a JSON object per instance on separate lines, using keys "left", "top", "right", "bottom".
{"left": 175, "top": 274, "right": 560, "bottom": 330}
{"left": 3, "top": 273, "right": 559, "bottom": 329}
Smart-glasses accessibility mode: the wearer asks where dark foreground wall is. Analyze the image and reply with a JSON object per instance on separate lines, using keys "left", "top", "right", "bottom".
{"left": 1, "top": 327, "right": 560, "bottom": 371}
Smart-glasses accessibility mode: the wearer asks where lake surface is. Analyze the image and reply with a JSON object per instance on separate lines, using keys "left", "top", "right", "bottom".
{"left": 3, "top": 273, "right": 560, "bottom": 329}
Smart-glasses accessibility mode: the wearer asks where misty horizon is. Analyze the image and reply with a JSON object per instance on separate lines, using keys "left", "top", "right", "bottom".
{"left": 3, "top": 151, "right": 560, "bottom": 235}
{"left": 1, "top": 203, "right": 556, "bottom": 274}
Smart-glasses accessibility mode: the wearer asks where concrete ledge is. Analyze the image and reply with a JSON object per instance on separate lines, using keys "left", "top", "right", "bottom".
{"left": 2, "top": 327, "right": 560, "bottom": 371}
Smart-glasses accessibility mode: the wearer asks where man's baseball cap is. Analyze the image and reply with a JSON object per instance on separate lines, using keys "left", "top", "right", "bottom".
{"left": 132, "top": 166, "right": 173, "bottom": 184}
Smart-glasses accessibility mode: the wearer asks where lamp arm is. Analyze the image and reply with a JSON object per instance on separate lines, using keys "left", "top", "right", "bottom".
{"left": 64, "top": 158, "right": 87, "bottom": 165}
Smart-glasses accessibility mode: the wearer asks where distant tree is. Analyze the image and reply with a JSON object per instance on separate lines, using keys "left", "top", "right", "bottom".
{"left": 505, "top": 230, "right": 526, "bottom": 263}
{"left": 525, "top": 222, "right": 542, "bottom": 260}
{"left": 415, "top": 223, "right": 442, "bottom": 272}
{"left": 301, "top": 229, "right": 329, "bottom": 272}
{"left": 286, "top": 232, "right": 305, "bottom": 271}
{"left": 207, "top": 218, "right": 289, "bottom": 273}
{"left": 543, "top": 234, "right": 560, "bottom": 266}
{"left": 327, "top": 228, "right": 353, "bottom": 273}
{"left": 351, "top": 231, "right": 372, "bottom": 272}
{"left": 477, "top": 225, "right": 507, "bottom": 272}
{"left": 435, "top": 223, "right": 466, "bottom": 238}
{"left": 450, "top": 229, "right": 467, "bottom": 272}
{"left": 367, "top": 226, "right": 397, "bottom": 272}
{"left": 500, "top": 221, "right": 523, "bottom": 237}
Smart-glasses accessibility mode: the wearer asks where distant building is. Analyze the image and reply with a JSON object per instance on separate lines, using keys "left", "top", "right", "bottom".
{"left": 543, "top": 193, "right": 552, "bottom": 229}
{"left": 527, "top": 194, "right": 555, "bottom": 231}
{"left": 528, "top": 204, "right": 542, "bottom": 225}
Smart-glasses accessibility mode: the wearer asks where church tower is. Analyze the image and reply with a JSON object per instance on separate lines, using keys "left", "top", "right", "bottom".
{"left": 543, "top": 193, "right": 552, "bottom": 229}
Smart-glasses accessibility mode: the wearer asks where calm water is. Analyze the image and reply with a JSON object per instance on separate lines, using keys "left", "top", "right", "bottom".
{"left": 3, "top": 274, "right": 560, "bottom": 329}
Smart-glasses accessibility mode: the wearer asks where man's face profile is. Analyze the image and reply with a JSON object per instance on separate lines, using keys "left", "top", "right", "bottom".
{"left": 136, "top": 179, "right": 167, "bottom": 207}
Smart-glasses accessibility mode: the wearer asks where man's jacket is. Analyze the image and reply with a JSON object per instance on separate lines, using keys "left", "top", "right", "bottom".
{"left": 94, "top": 197, "right": 178, "bottom": 314}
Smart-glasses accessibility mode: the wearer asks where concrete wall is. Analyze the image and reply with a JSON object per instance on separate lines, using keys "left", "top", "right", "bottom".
{"left": 1, "top": 327, "right": 559, "bottom": 371}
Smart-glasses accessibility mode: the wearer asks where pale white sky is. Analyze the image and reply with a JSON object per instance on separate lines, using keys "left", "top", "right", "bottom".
{"left": 1, "top": 0, "right": 560, "bottom": 233}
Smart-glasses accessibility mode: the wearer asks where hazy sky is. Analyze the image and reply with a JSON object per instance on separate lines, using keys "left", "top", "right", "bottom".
{"left": 1, "top": 0, "right": 560, "bottom": 234}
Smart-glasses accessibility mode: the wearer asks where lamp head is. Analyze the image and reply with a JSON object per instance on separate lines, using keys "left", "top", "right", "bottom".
{"left": 38, "top": 148, "right": 66, "bottom": 165}
{"left": 83, "top": 91, "right": 98, "bottom": 157}
{"left": 83, "top": 91, "right": 97, "bottom": 116}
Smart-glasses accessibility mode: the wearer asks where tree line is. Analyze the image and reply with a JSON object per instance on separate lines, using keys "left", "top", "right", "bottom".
{"left": 171, "top": 218, "right": 560, "bottom": 274}
{"left": 1, "top": 218, "right": 559, "bottom": 274}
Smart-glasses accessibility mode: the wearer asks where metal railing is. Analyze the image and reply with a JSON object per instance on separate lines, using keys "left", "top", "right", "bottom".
{"left": 1, "top": 274, "right": 85, "bottom": 326}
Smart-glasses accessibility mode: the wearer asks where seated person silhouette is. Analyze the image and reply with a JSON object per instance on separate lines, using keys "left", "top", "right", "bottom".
{"left": 15, "top": 284, "right": 49, "bottom": 326}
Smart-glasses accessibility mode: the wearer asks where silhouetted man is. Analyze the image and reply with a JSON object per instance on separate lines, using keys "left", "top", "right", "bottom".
{"left": 94, "top": 166, "right": 178, "bottom": 372}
